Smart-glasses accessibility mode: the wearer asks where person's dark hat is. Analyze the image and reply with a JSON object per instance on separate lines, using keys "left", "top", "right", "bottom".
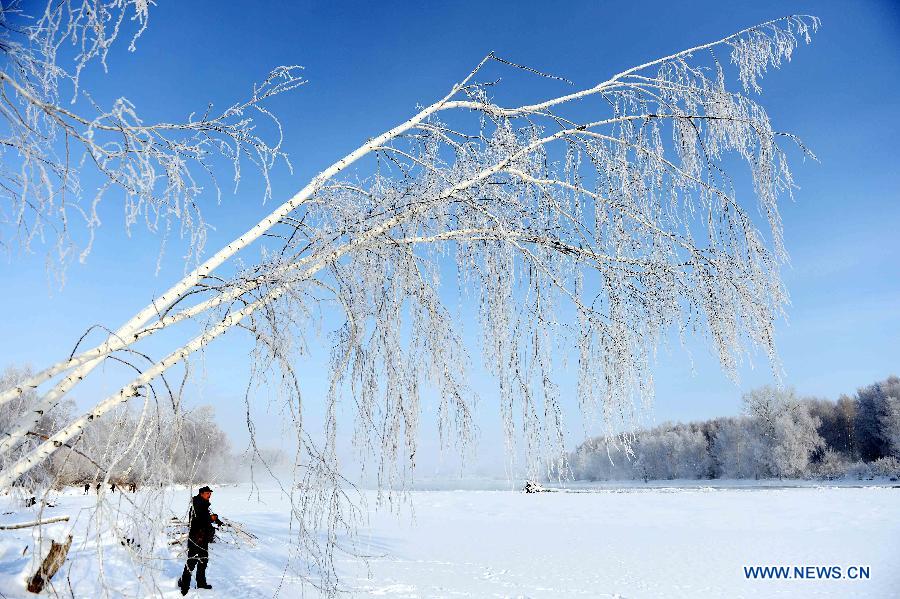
{"left": 198, "top": 485, "right": 213, "bottom": 493}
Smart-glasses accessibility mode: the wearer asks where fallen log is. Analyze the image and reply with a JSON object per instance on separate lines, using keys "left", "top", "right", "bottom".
{"left": 0, "top": 516, "right": 70, "bottom": 530}
{"left": 26, "top": 534, "right": 73, "bottom": 593}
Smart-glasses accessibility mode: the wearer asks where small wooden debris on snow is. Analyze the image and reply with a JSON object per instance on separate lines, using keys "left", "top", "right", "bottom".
{"left": 523, "top": 480, "right": 549, "bottom": 493}
{"left": 26, "top": 534, "right": 73, "bottom": 594}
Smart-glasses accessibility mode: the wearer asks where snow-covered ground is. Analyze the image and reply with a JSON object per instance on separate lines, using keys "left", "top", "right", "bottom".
{"left": 1, "top": 482, "right": 898, "bottom": 598}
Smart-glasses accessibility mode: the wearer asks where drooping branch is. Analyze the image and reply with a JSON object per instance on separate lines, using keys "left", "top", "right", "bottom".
{"left": 0, "top": 2, "right": 306, "bottom": 269}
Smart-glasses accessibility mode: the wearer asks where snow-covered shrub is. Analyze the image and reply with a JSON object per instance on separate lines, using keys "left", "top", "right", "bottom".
{"left": 870, "top": 456, "right": 900, "bottom": 479}
{"left": 815, "top": 449, "right": 852, "bottom": 480}
{"left": 843, "top": 461, "right": 874, "bottom": 480}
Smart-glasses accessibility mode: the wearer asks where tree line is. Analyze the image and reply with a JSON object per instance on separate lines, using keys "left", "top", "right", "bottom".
{"left": 0, "top": 366, "right": 238, "bottom": 490}
{"left": 565, "top": 376, "right": 900, "bottom": 481}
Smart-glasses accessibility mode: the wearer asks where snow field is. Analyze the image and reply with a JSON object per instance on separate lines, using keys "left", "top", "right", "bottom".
{"left": 1, "top": 483, "right": 897, "bottom": 598}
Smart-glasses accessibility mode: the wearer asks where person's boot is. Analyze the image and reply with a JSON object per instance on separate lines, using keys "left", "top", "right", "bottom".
{"left": 178, "top": 571, "right": 190, "bottom": 595}
{"left": 196, "top": 562, "right": 211, "bottom": 589}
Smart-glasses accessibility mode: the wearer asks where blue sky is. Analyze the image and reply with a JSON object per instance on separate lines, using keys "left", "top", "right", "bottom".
{"left": 2, "top": 1, "right": 899, "bottom": 474}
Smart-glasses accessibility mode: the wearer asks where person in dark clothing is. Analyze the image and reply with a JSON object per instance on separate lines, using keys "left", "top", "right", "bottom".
{"left": 178, "top": 486, "right": 220, "bottom": 595}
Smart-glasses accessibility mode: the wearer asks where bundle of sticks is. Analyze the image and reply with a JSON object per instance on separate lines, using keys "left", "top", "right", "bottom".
{"left": 165, "top": 516, "right": 258, "bottom": 549}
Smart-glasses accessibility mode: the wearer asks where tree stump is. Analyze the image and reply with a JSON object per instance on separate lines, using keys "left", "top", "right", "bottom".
{"left": 26, "top": 535, "right": 72, "bottom": 594}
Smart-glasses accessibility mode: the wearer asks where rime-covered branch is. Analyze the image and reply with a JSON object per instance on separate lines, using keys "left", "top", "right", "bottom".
{"left": 0, "top": 0, "right": 304, "bottom": 270}
{"left": 3, "top": 15, "right": 817, "bottom": 490}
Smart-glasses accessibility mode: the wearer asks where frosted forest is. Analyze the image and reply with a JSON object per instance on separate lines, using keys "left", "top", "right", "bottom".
{"left": 1, "top": 1, "right": 898, "bottom": 598}
{"left": 566, "top": 376, "right": 900, "bottom": 482}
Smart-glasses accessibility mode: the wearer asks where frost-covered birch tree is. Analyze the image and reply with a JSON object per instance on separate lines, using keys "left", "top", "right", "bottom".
{"left": 741, "top": 386, "right": 824, "bottom": 478}
{"left": 1, "top": 12, "right": 820, "bottom": 594}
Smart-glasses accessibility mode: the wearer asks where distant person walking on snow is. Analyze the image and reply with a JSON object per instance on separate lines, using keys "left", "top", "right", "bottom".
{"left": 178, "top": 485, "right": 220, "bottom": 594}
